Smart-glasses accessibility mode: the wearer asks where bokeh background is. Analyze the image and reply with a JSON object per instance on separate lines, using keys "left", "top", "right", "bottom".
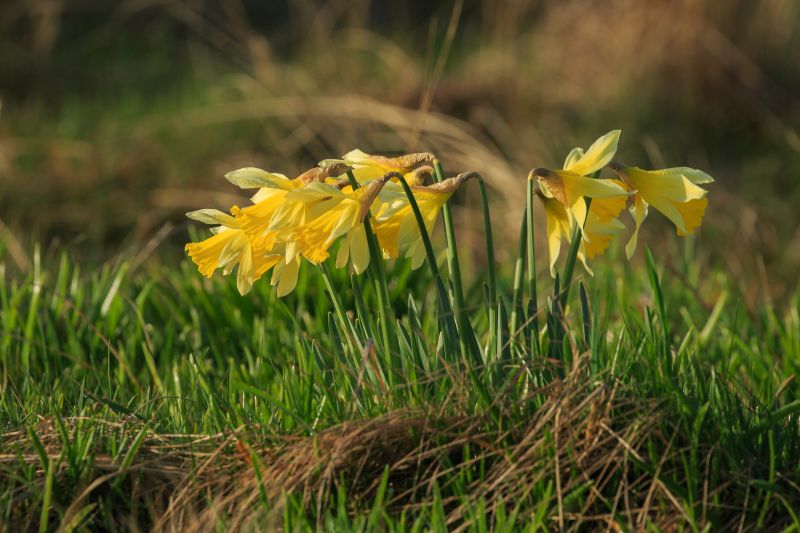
{"left": 2, "top": 0, "right": 799, "bottom": 299}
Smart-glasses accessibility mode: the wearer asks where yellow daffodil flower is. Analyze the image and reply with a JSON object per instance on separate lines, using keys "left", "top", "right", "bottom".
{"left": 184, "top": 208, "right": 281, "bottom": 295}
{"left": 373, "top": 173, "right": 475, "bottom": 269}
{"left": 226, "top": 164, "right": 350, "bottom": 248}
{"left": 539, "top": 193, "right": 625, "bottom": 276}
{"left": 292, "top": 177, "right": 389, "bottom": 274}
{"left": 608, "top": 162, "right": 713, "bottom": 258}
{"left": 532, "top": 130, "right": 630, "bottom": 232}
{"left": 319, "top": 150, "right": 435, "bottom": 186}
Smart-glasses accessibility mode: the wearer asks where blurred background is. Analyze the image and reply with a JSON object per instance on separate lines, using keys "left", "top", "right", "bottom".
{"left": 1, "top": 0, "right": 799, "bottom": 300}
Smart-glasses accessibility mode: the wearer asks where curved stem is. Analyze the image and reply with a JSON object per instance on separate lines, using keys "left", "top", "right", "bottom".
{"left": 346, "top": 170, "right": 396, "bottom": 374}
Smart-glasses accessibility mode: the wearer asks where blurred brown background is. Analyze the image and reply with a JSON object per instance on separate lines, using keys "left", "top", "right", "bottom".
{"left": 1, "top": 0, "right": 799, "bottom": 295}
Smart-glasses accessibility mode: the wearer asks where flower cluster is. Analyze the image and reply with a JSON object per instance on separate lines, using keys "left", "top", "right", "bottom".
{"left": 532, "top": 130, "right": 713, "bottom": 275}
{"left": 186, "top": 132, "right": 713, "bottom": 295}
{"left": 185, "top": 150, "right": 471, "bottom": 296}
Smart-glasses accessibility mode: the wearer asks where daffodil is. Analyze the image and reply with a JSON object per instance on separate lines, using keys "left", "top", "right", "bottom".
{"left": 319, "top": 150, "right": 435, "bottom": 186}
{"left": 226, "top": 164, "right": 350, "bottom": 248}
{"left": 292, "top": 177, "right": 389, "bottom": 274}
{"left": 608, "top": 162, "right": 713, "bottom": 258}
{"left": 184, "top": 208, "right": 281, "bottom": 295}
{"left": 539, "top": 193, "right": 625, "bottom": 276}
{"left": 373, "top": 173, "right": 474, "bottom": 269}
{"left": 532, "top": 130, "right": 630, "bottom": 232}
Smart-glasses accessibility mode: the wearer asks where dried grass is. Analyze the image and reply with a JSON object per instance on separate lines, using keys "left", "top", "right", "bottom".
{"left": 1, "top": 360, "right": 755, "bottom": 531}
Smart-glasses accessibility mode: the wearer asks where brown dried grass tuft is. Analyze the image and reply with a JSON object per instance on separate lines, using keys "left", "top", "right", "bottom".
{"left": 3, "top": 360, "right": 716, "bottom": 531}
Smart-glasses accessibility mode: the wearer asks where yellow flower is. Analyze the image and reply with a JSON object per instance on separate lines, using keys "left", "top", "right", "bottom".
{"left": 292, "top": 177, "right": 389, "bottom": 274}
{"left": 184, "top": 208, "right": 281, "bottom": 295}
{"left": 319, "top": 150, "right": 435, "bottom": 186}
{"left": 268, "top": 244, "right": 303, "bottom": 297}
{"left": 539, "top": 193, "right": 625, "bottom": 276}
{"left": 226, "top": 165, "right": 350, "bottom": 248}
{"left": 532, "top": 130, "right": 630, "bottom": 232}
{"left": 372, "top": 173, "right": 474, "bottom": 269}
{"left": 608, "top": 163, "right": 713, "bottom": 258}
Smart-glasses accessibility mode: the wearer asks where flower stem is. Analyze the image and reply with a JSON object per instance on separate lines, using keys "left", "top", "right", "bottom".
{"left": 477, "top": 178, "right": 497, "bottom": 356}
{"left": 320, "top": 261, "right": 359, "bottom": 356}
{"left": 526, "top": 176, "right": 540, "bottom": 354}
{"left": 394, "top": 173, "right": 460, "bottom": 360}
{"left": 433, "top": 160, "right": 481, "bottom": 364}
{"left": 510, "top": 213, "right": 526, "bottom": 336}
{"left": 346, "top": 170, "right": 396, "bottom": 372}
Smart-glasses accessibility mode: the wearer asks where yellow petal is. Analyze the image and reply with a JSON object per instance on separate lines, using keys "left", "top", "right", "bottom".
{"left": 274, "top": 256, "right": 301, "bottom": 297}
{"left": 541, "top": 195, "right": 571, "bottom": 277}
{"left": 625, "top": 195, "right": 648, "bottom": 259}
{"left": 236, "top": 246, "right": 254, "bottom": 295}
{"left": 653, "top": 167, "right": 714, "bottom": 185}
{"left": 349, "top": 225, "right": 370, "bottom": 274}
{"left": 186, "top": 209, "right": 238, "bottom": 227}
{"left": 563, "top": 147, "right": 585, "bottom": 170}
{"left": 225, "top": 168, "right": 291, "bottom": 190}
{"left": 564, "top": 130, "right": 621, "bottom": 176}
{"left": 335, "top": 234, "right": 350, "bottom": 269}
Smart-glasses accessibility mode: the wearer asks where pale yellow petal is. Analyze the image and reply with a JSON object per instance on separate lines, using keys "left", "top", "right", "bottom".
{"left": 349, "top": 225, "right": 370, "bottom": 274}
{"left": 625, "top": 195, "right": 648, "bottom": 259}
{"left": 276, "top": 257, "right": 300, "bottom": 297}
{"left": 225, "top": 168, "right": 290, "bottom": 190}
{"left": 335, "top": 234, "right": 350, "bottom": 269}
{"left": 565, "top": 130, "right": 620, "bottom": 176}
{"left": 186, "top": 209, "right": 238, "bottom": 227}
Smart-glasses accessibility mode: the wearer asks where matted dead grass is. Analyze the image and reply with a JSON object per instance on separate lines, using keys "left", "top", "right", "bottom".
{"left": 0, "top": 362, "right": 779, "bottom": 531}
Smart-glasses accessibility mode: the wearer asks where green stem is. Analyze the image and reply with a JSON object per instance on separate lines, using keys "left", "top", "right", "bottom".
{"left": 394, "top": 173, "right": 460, "bottom": 359}
{"left": 510, "top": 213, "right": 526, "bottom": 336}
{"left": 558, "top": 197, "right": 591, "bottom": 310}
{"left": 346, "top": 171, "right": 396, "bottom": 373}
{"left": 433, "top": 160, "right": 472, "bottom": 360}
{"left": 477, "top": 178, "right": 497, "bottom": 355}
{"left": 320, "top": 262, "right": 358, "bottom": 356}
{"left": 526, "top": 177, "right": 539, "bottom": 353}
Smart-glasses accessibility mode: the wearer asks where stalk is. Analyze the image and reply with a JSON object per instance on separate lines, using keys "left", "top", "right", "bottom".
{"left": 393, "top": 173, "right": 461, "bottom": 359}
{"left": 320, "top": 262, "right": 358, "bottom": 356}
{"left": 346, "top": 170, "right": 396, "bottom": 369}
{"left": 509, "top": 213, "right": 526, "bottom": 336}
{"left": 526, "top": 175, "right": 540, "bottom": 354}
{"left": 433, "top": 160, "right": 471, "bottom": 360}
{"left": 477, "top": 178, "right": 497, "bottom": 355}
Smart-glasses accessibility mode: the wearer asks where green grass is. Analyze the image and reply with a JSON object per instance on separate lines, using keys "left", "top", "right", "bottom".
{"left": 2, "top": 208, "right": 800, "bottom": 530}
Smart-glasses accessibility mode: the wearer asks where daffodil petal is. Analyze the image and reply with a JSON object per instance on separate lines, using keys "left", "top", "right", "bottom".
{"left": 349, "top": 225, "right": 370, "bottom": 274}
{"left": 225, "top": 168, "right": 290, "bottom": 190}
{"left": 186, "top": 209, "right": 238, "bottom": 227}
{"left": 565, "top": 130, "right": 621, "bottom": 176}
